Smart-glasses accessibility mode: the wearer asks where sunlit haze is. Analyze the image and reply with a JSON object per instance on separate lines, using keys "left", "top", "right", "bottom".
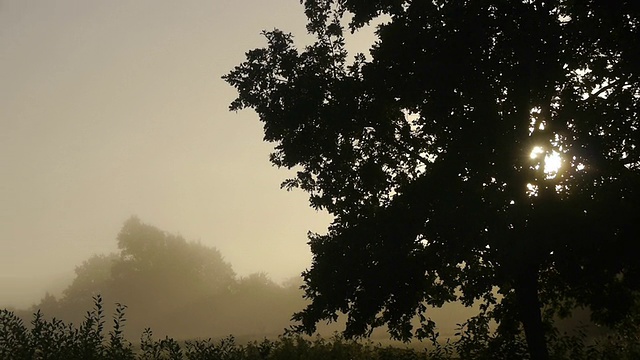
{"left": 530, "top": 146, "right": 562, "bottom": 175}
{"left": 0, "top": 0, "right": 360, "bottom": 308}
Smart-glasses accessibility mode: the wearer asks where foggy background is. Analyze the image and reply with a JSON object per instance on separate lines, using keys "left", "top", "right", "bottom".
{"left": 3, "top": 1, "right": 461, "bottom": 342}
{"left": 1, "top": 0, "right": 483, "bottom": 343}
{"left": 1, "top": 0, "right": 342, "bottom": 309}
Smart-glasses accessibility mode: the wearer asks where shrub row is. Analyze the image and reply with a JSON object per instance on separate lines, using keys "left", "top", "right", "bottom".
{"left": 0, "top": 296, "right": 426, "bottom": 360}
{"left": 2, "top": 296, "right": 639, "bottom": 360}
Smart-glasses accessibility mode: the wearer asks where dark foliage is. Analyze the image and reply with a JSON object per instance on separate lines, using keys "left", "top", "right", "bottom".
{"left": 224, "top": 1, "right": 640, "bottom": 359}
{"left": 1, "top": 298, "right": 639, "bottom": 359}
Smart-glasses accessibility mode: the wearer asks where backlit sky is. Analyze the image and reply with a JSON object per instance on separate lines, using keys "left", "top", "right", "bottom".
{"left": 0, "top": 0, "right": 380, "bottom": 308}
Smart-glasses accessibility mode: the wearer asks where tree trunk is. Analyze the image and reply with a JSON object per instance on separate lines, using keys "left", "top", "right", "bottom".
{"left": 514, "top": 268, "right": 549, "bottom": 360}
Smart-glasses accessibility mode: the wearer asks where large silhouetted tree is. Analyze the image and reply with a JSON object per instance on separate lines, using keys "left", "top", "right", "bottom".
{"left": 225, "top": 1, "right": 639, "bottom": 359}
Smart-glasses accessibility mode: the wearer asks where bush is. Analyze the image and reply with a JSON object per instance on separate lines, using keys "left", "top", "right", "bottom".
{"left": 2, "top": 297, "right": 638, "bottom": 360}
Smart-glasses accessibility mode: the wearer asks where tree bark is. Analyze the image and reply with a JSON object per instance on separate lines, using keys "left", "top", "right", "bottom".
{"left": 514, "top": 268, "right": 549, "bottom": 360}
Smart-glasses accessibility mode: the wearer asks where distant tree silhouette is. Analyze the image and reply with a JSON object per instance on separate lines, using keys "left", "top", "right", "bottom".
{"left": 111, "top": 217, "right": 236, "bottom": 312}
{"left": 224, "top": 1, "right": 640, "bottom": 359}
{"left": 26, "top": 217, "right": 308, "bottom": 339}
{"left": 60, "top": 254, "right": 119, "bottom": 315}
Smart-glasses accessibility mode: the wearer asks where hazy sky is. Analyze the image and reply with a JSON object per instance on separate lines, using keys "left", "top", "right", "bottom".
{"left": 0, "top": 0, "right": 380, "bottom": 308}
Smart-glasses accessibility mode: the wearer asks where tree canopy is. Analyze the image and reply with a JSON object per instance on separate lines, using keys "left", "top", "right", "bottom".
{"left": 224, "top": 1, "right": 640, "bottom": 358}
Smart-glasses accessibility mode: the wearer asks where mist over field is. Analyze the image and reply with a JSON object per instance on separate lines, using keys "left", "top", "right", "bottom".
{"left": 3, "top": 217, "right": 474, "bottom": 342}
{"left": 0, "top": 0, "right": 379, "bottom": 314}
{"left": 0, "top": 0, "right": 328, "bottom": 314}
{"left": 0, "top": 0, "right": 459, "bottom": 339}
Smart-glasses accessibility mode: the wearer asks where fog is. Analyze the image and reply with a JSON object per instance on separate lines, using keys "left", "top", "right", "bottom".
{"left": 0, "top": 0, "right": 475, "bottom": 341}
{"left": 0, "top": 0, "right": 329, "bottom": 309}
{"left": 3, "top": 216, "right": 476, "bottom": 342}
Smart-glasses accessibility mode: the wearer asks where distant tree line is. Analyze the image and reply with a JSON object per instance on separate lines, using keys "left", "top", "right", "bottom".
{"left": 18, "top": 217, "right": 306, "bottom": 340}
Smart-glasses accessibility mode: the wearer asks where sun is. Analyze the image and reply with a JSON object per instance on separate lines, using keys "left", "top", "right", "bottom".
{"left": 530, "top": 146, "right": 562, "bottom": 176}
{"left": 544, "top": 151, "right": 562, "bottom": 174}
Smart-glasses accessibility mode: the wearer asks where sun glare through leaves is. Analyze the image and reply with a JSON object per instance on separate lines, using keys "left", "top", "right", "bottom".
{"left": 530, "top": 146, "right": 562, "bottom": 176}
